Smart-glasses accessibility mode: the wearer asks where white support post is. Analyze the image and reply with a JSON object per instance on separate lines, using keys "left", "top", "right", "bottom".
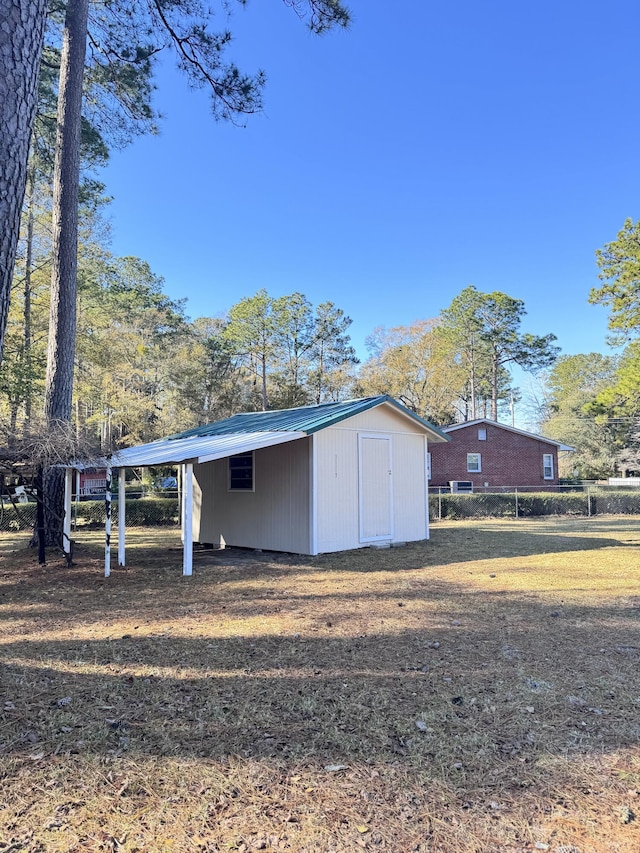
{"left": 118, "top": 467, "right": 126, "bottom": 567}
{"left": 105, "top": 465, "right": 112, "bottom": 578}
{"left": 424, "top": 436, "right": 430, "bottom": 541}
{"left": 308, "top": 434, "right": 318, "bottom": 555}
{"left": 180, "top": 463, "right": 185, "bottom": 543}
{"left": 63, "top": 468, "right": 73, "bottom": 559}
{"left": 74, "top": 469, "right": 80, "bottom": 530}
{"left": 182, "top": 462, "right": 193, "bottom": 576}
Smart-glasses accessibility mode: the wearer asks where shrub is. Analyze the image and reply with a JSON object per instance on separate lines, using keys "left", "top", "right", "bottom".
{"left": 75, "top": 497, "right": 180, "bottom": 528}
{"left": 429, "top": 490, "right": 594, "bottom": 520}
{"left": 516, "top": 492, "right": 587, "bottom": 517}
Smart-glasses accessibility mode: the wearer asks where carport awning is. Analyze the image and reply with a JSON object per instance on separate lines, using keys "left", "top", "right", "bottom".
{"left": 108, "top": 430, "right": 307, "bottom": 468}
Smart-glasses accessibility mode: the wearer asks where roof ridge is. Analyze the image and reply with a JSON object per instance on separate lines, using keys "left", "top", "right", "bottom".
{"left": 232, "top": 396, "right": 383, "bottom": 417}
{"left": 164, "top": 395, "right": 449, "bottom": 443}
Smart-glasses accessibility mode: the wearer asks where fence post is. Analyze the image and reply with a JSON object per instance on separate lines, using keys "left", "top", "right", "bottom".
{"left": 515, "top": 487, "right": 519, "bottom": 519}
{"left": 438, "top": 490, "right": 442, "bottom": 521}
{"left": 587, "top": 486, "right": 591, "bottom": 518}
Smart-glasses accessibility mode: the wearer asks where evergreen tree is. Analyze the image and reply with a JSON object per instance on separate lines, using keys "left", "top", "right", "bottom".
{"left": 539, "top": 353, "right": 620, "bottom": 479}
{"left": 590, "top": 218, "right": 640, "bottom": 340}
{"left": 441, "top": 286, "right": 559, "bottom": 421}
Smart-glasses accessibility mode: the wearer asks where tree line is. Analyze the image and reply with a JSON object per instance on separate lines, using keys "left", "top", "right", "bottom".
{"left": 539, "top": 218, "right": 640, "bottom": 480}
{"left": 0, "top": 171, "right": 561, "bottom": 450}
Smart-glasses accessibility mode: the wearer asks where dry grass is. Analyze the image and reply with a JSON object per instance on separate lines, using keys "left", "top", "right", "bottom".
{"left": 1, "top": 517, "right": 640, "bottom": 852}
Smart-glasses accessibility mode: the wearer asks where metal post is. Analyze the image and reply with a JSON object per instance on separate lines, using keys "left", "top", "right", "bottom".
{"left": 182, "top": 462, "right": 193, "bottom": 576}
{"left": 438, "top": 490, "right": 442, "bottom": 521}
{"left": 105, "top": 465, "right": 112, "bottom": 578}
{"left": 118, "top": 468, "right": 126, "bottom": 566}
{"left": 180, "top": 463, "right": 185, "bottom": 543}
{"left": 515, "top": 487, "right": 519, "bottom": 519}
{"left": 63, "top": 468, "right": 73, "bottom": 560}
{"left": 36, "top": 465, "right": 45, "bottom": 565}
{"left": 74, "top": 469, "right": 80, "bottom": 530}
{"left": 587, "top": 486, "right": 591, "bottom": 518}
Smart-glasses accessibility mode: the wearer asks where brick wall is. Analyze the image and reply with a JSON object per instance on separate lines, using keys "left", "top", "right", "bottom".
{"left": 429, "top": 422, "right": 559, "bottom": 489}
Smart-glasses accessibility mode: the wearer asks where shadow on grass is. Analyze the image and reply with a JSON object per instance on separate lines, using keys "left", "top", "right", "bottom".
{"left": 1, "top": 518, "right": 638, "bottom": 633}
{"left": 1, "top": 590, "right": 639, "bottom": 780}
{"left": 2, "top": 520, "right": 639, "bottom": 771}
{"left": 90, "top": 520, "right": 637, "bottom": 573}
{"left": 3, "top": 522, "right": 640, "bottom": 851}
{"left": 2, "top": 517, "right": 637, "bottom": 581}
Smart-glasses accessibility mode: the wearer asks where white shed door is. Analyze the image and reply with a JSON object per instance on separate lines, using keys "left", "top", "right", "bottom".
{"left": 359, "top": 434, "right": 393, "bottom": 542}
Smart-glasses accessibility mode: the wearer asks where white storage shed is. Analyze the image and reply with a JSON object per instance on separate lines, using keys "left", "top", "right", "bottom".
{"left": 66, "top": 396, "right": 448, "bottom": 576}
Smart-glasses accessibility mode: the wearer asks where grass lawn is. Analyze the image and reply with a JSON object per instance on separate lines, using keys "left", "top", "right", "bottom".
{"left": 1, "top": 517, "right": 640, "bottom": 852}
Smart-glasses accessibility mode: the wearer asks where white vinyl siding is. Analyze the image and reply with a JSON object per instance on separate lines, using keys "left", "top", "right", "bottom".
{"left": 392, "top": 433, "right": 429, "bottom": 542}
{"left": 543, "top": 453, "right": 554, "bottom": 479}
{"left": 314, "top": 410, "right": 429, "bottom": 553}
{"left": 467, "top": 452, "right": 481, "bottom": 473}
{"left": 314, "top": 427, "right": 360, "bottom": 553}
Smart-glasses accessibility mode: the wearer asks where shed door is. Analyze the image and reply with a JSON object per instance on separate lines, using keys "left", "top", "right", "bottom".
{"left": 359, "top": 434, "right": 393, "bottom": 542}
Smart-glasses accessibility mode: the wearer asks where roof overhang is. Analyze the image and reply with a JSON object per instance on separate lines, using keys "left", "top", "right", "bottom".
{"left": 71, "top": 430, "right": 307, "bottom": 470}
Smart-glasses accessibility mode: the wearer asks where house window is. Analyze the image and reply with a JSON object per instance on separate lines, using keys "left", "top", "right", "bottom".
{"left": 467, "top": 453, "right": 481, "bottom": 473}
{"left": 229, "top": 451, "right": 254, "bottom": 491}
{"left": 426, "top": 452, "right": 432, "bottom": 481}
{"left": 478, "top": 428, "right": 487, "bottom": 441}
{"left": 543, "top": 453, "right": 554, "bottom": 480}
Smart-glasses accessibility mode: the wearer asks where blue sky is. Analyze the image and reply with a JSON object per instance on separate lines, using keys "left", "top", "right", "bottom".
{"left": 101, "top": 0, "right": 639, "bottom": 403}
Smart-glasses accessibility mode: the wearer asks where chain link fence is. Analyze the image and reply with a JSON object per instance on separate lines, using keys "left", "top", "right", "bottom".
{"left": 3, "top": 485, "right": 640, "bottom": 534}
{"left": 428, "top": 484, "right": 640, "bottom": 521}
{"left": 0, "top": 493, "right": 181, "bottom": 533}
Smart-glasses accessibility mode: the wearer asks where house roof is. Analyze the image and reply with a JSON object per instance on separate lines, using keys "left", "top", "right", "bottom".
{"left": 102, "top": 396, "right": 447, "bottom": 470}
{"left": 441, "top": 419, "right": 574, "bottom": 452}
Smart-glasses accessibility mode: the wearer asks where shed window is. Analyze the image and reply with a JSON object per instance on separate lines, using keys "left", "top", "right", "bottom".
{"left": 543, "top": 453, "right": 554, "bottom": 480}
{"left": 478, "top": 428, "right": 487, "bottom": 441}
{"left": 229, "top": 451, "right": 254, "bottom": 491}
{"left": 467, "top": 453, "right": 481, "bottom": 473}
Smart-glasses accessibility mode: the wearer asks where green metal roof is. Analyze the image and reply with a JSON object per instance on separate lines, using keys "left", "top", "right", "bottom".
{"left": 168, "top": 396, "right": 449, "bottom": 442}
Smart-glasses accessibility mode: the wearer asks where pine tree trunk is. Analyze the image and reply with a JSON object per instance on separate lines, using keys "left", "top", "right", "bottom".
{"left": 315, "top": 342, "right": 325, "bottom": 404}
{"left": 42, "top": 0, "right": 89, "bottom": 547}
{"left": 469, "top": 337, "right": 477, "bottom": 420}
{"left": 23, "top": 169, "right": 34, "bottom": 422}
{"left": 9, "top": 400, "right": 19, "bottom": 445}
{"left": 491, "top": 353, "right": 499, "bottom": 422}
{"left": 0, "top": 0, "right": 48, "bottom": 362}
{"left": 261, "top": 354, "right": 268, "bottom": 410}
{"left": 44, "top": 0, "right": 89, "bottom": 424}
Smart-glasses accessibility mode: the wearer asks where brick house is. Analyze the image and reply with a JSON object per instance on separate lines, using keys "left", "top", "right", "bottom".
{"left": 428, "top": 419, "right": 573, "bottom": 491}
{"left": 77, "top": 468, "right": 108, "bottom": 497}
